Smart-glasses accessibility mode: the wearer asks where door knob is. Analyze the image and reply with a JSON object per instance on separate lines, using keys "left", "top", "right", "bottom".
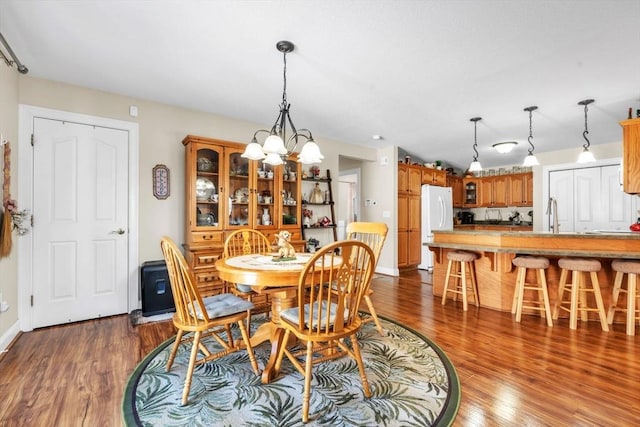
{"left": 111, "top": 228, "right": 126, "bottom": 235}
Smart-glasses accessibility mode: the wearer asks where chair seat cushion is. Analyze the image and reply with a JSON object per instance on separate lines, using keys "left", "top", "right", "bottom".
{"left": 280, "top": 301, "right": 349, "bottom": 329}
{"left": 191, "top": 293, "right": 254, "bottom": 320}
{"left": 235, "top": 284, "right": 255, "bottom": 293}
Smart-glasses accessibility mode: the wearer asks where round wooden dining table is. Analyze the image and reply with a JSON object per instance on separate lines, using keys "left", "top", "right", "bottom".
{"left": 215, "top": 252, "right": 316, "bottom": 383}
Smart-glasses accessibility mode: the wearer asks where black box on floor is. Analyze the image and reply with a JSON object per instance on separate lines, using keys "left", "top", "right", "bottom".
{"left": 140, "top": 260, "right": 175, "bottom": 317}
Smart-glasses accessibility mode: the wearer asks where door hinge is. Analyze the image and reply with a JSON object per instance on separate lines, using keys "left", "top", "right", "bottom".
{"left": 30, "top": 214, "right": 34, "bottom": 227}
{"left": 30, "top": 295, "right": 34, "bottom": 306}
{"left": 30, "top": 133, "right": 34, "bottom": 146}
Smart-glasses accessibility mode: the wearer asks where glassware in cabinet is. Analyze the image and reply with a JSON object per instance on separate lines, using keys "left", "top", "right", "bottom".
{"left": 194, "top": 145, "right": 221, "bottom": 229}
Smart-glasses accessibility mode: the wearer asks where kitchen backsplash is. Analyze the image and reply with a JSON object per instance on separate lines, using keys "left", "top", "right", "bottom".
{"left": 454, "top": 206, "right": 534, "bottom": 225}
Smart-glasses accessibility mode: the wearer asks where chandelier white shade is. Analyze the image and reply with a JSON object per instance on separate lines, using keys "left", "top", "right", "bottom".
{"left": 242, "top": 40, "right": 323, "bottom": 165}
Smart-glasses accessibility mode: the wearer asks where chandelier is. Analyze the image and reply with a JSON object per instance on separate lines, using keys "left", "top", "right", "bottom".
{"left": 242, "top": 41, "right": 324, "bottom": 166}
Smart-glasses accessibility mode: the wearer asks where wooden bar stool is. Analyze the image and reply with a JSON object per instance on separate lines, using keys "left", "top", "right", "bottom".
{"left": 607, "top": 259, "right": 640, "bottom": 335}
{"left": 553, "top": 258, "right": 609, "bottom": 331}
{"left": 442, "top": 250, "right": 479, "bottom": 311}
{"left": 511, "top": 256, "right": 553, "bottom": 326}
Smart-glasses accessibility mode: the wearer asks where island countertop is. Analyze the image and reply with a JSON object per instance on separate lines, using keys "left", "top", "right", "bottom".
{"left": 426, "top": 230, "right": 640, "bottom": 315}
{"left": 428, "top": 230, "right": 640, "bottom": 259}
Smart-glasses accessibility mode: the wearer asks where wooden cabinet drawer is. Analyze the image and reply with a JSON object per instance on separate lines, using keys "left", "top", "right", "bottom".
{"left": 194, "top": 252, "right": 221, "bottom": 269}
{"left": 191, "top": 231, "right": 224, "bottom": 245}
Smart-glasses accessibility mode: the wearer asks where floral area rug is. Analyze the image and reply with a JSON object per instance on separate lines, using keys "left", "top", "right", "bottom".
{"left": 122, "top": 315, "right": 460, "bottom": 426}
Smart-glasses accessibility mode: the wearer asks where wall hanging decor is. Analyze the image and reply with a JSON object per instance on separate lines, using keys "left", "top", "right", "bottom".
{"left": 152, "top": 164, "right": 170, "bottom": 200}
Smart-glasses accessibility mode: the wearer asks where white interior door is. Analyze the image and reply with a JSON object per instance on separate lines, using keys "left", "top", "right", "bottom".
{"left": 31, "top": 118, "right": 129, "bottom": 328}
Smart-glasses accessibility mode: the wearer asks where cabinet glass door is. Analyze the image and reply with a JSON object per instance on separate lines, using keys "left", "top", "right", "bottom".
{"left": 465, "top": 181, "right": 477, "bottom": 205}
{"left": 195, "top": 146, "right": 221, "bottom": 228}
{"left": 227, "top": 150, "right": 252, "bottom": 228}
{"left": 255, "top": 161, "right": 276, "bottom": 228}
{"left": 280, "top": 159, "right": 301, "bottom": 228}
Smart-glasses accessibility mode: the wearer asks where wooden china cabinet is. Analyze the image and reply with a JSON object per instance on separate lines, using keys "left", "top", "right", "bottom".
{"left": 182, "top": 135, "right": 303, "bottom": 297}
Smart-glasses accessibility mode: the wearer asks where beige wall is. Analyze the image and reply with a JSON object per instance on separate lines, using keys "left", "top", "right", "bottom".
{"left": 0, "top": 64, "right": 19, "bottom": 341}
{"left": 18, "top": 76, "right": 378, "bottom": 261}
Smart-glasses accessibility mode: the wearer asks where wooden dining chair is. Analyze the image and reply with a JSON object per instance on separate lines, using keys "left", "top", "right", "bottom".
{"left": 346, "top": 221, "right": 388, "bottom": 335}
{"left": 160, "top": 236, "right": 259, "bottom": 405}
{"left": 223, "top": 229, "right": 273, "bottom": 330}
{"left": 274, "top": 240, "right": 376, "bottom": 423}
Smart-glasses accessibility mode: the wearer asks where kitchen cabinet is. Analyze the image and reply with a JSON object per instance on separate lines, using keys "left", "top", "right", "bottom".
{"left": 448, "top": 176, "right": 464, "bottom": 208}
{"left": 422, "top": 168, "right": 447, "bottom": 186}
{"left": 182, "top": 135, "right": 303, "bottom": 297}
{"left": 479, "top": 175, "right": 509, "bottom": 207}
{"left": 508, "top": 172, "right": 533, "bottom": 206}
{"left": 398, "top": 163, "right": 422, "bottom": 269}
{"left": 462, "top": 178, "right": 479, "bottom": 208}
{"left": 398, "top": 163, "right": 422, "bottom": 195}
{"left": 620, "top": 118, "right": 640, "bottom": 194}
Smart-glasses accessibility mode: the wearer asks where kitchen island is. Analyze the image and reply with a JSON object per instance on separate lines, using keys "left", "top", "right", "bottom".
{"left": 426, "top": 230, "right": 640, "bottom": 319}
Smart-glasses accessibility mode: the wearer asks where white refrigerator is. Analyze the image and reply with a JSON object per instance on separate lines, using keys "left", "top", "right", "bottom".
{"left": 418, "top": 185, "right": 453, "bottom": 271}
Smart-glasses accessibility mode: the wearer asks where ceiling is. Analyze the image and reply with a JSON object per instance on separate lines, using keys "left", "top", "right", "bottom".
{"left": 1, "top": 0, "right": 639, "bottom": 171}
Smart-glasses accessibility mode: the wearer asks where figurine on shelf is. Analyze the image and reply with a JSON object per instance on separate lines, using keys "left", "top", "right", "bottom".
{"left": 310, "top": 182, "right": 324, "bottom": 204}
{"left": 273, "top": 230, "right": 296, "bottom": 261}
{"left": 306, "top": 237, "right": 320, "bottom": 253}
{"left": 317, "top": 216, "right": 332, "bottom": 227}
{"left": 303, "top": 208, "right": 313, "bottom": 228}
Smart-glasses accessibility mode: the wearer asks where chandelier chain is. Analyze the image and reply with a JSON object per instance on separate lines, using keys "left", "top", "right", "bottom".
{"left": 281, "top": 49, "right": 288, "bottom": 105}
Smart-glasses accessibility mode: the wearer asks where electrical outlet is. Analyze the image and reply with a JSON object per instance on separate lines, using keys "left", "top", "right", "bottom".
{"left": 364, "top": 199, "right": 372, "bottom": 207}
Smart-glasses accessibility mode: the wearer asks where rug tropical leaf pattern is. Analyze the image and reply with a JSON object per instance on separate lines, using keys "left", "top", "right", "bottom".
{"left": 123, "top": 315, "right": 460, "bottom": 426}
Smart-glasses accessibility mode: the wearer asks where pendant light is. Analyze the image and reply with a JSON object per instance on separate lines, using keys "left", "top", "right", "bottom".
{"left": 576, "top": 99, "right": 596, "bottom": 164}
{"left": 523, "top": 106, "right": 540, "bottom": 167}
{"left": 242, "top": 41, "right": 324, "bottom": 165}
{"left": 468, "top": 117, "right": 482, "bottom": 172}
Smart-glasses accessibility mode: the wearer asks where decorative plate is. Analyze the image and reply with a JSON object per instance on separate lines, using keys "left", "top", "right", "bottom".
{"left": 196, "top": 177, "right": 215, "bottom": 200}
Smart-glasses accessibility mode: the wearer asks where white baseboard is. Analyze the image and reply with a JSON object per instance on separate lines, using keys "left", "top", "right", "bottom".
{"left": 376, "top": 266, "right": 397, "bottom": 276}
{"left": 0, "top": 320, "right": 21, "bottom": 353}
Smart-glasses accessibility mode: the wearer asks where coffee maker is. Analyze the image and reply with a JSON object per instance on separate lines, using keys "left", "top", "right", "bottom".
{"left": 458, "top": 211, "right": 475, "bottom": 224}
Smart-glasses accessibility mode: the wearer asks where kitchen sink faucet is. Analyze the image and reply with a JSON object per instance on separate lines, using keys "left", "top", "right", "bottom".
{"left": 547, "top": 197, "right": 559, "bottom": 233}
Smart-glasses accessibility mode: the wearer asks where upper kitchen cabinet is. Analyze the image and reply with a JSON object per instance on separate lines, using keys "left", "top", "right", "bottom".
{"left": 620, "top": 118, "right": 640, "bottom": 194}
{"left": 479, "top": 175, "right": 509, "bottom": 207}
{"left": 422, "top": 167, "right": 447, "bottom": 186}
{"left": 509, "top": 172, "right": 533, "bottom": 206}
{"left": 462, "top": 177, "right": 479, "bottom": 208}
{"left": 398, "top": 163, "right": 422, "bottom": 195}
{"left": 447, "top": 175, "right": 464, "bottom": 207}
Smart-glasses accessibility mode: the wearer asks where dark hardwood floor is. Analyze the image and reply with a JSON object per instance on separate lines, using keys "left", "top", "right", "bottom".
{"left": 1, "top": 270, "right": 639, "bottom": 426}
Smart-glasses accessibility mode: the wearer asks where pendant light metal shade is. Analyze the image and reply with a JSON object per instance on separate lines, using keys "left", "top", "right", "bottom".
{"left": 576, "top": 99, "right": 596, "bottom": 164}
{"left": 242, "top": 40, "right": 323, "bottom": 165}
{"left": 468, "top": 117, "right": 482, "bottom": 172}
